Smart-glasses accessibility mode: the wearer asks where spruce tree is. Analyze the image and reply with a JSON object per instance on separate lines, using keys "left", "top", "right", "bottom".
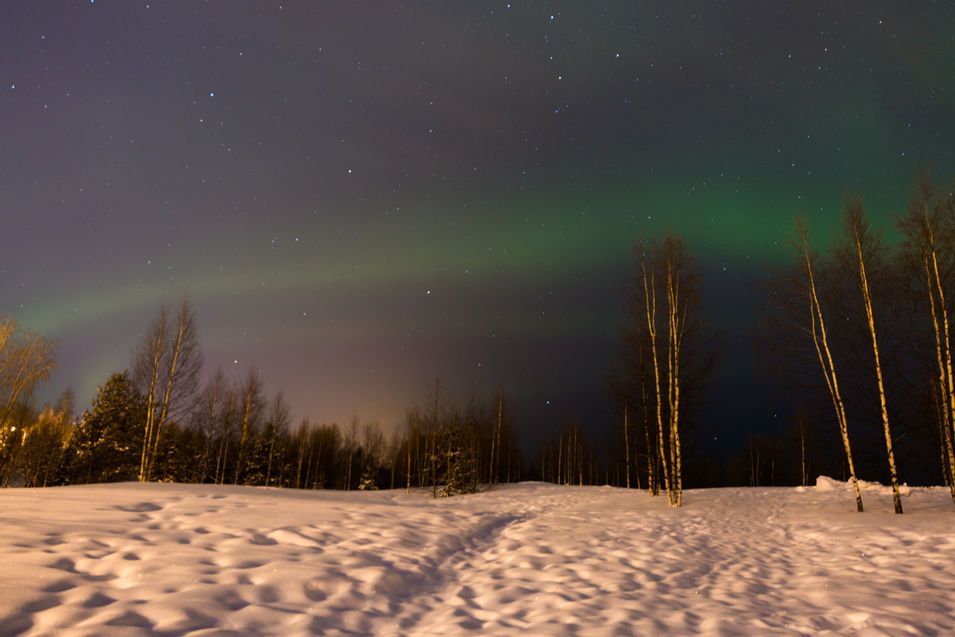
{"left": 70, "top": 372, "right": 145, "bottom": 483}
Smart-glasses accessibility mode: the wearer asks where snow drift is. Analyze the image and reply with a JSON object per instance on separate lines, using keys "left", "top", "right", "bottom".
{"left": 813, "top": 475, "right": 913, "bottom": 496}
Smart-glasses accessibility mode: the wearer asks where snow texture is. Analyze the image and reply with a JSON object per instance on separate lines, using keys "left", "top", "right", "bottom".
{"left": 0, "top": 480, "right": 953, "bottom": 635}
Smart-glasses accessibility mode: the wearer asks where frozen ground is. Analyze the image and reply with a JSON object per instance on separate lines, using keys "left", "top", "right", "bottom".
{"left": 0, "top": 480, "right": 953, "bottom": 636}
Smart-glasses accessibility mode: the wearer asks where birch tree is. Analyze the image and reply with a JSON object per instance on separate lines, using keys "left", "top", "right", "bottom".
{"left": 796, "top": 220, "right": 864, "bottom": 512}
{"left": 898, "top": 177, "right": 955, "bottom": 504}
{"left": 623, "top": 401, "right": 631, "bottom": 488}
{"left": 663, "top": 236, "right": 687, "bottom": 506}
{"left": 133, "top": 299, "right": 202, "bottom": 482}
{"left": 639, "top": 246, "right": 671, "bottom": 500}
{"left": 233, "top": 367, "right": 264, "bottom": 485}
{"left": 0, "top": 318, "right": 56, "bottom": 433}
{"left": 840, "top": 200, "right": 904, "bottom": 514}
{"left": 629, "top": 235, "right": 698, "bottom": 506}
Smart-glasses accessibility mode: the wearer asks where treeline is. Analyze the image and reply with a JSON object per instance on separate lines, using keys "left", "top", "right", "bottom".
{"left": 6, "top": 174, "right": 955, "bottom": 511}
{"left": 0, "top": 305, "right": 523, "bottom": 495}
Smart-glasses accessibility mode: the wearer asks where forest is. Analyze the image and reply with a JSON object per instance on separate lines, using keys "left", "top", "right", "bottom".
{"left": 2, "top": 176, "right": 955, "bottom": 515}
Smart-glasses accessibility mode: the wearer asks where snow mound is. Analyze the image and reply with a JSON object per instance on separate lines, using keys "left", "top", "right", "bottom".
{"left": 815, "top": 475, "right": 912, "bottom": 496}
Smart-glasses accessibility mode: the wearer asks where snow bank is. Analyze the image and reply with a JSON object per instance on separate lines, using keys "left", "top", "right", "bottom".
{"left": 815, "top": 475, "right": 913, "bottom": 496}
{"left": 1, "top": 482, "right": 953, "bottom": 635}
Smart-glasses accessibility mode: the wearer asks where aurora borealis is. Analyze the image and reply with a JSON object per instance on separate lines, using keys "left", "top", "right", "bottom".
{"left": 3, "top": 2, "right": 955, "bottom": 450}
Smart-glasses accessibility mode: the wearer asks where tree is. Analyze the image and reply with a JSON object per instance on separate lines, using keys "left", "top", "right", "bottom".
{"left": 627, "top": 234, "right": 702, "bottom": 506}
{"left": 70, "top": 372, "right": 145, "bottom": 484}
{"left": 488, "top": 385, "right": 514, "bottom": 485}
{"left": 440, "top": 408, "right": 479, "bottom": 497}
{"left": 0, "top": 318, "right": 56, "bottom": 484}
{"left": 898, "top": 176, "right": 955, "bottom": 504}
{"left": 796, "top": 219, "right": 865, "bottom": 512}
{"left": 402, "top": 407, "right": 422, "bottom": 493}
{"left": 233, "top": 367, "right": 264, "bottom": 485}
{"left": 0, "top": 317, "right": 55, "bottom": 434}
{"left": 133, "top": 299, "right": 202, "bottom": 482}
{"left": 261, "top": 392, "right": 292, "bottom": 487}
{"left": 191, "top": 368, "right": 231, "bottom": 484}
{"left": 341, "top": 416, "right": 360, "bottom": 490}
{"left": 638, "top": 245, "right": 670, "bottom": 498}
{"left": 839, "top": 198, "right": 904, "bottom": 514}
{"left": 795, "top": 407, "right": 810, "bottom": 487}
{"left": 358, "top": 421, "right": 385, "bottom": 490}
{"left": 424, "top": 378, "right": 446, "bottom": 499}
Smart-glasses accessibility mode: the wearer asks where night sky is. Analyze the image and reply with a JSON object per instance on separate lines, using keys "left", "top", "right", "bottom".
{"left": 3, "top": 2, "right": 955, "bottom": 453}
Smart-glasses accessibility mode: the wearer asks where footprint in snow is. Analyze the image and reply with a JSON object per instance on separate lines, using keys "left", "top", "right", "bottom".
{"left": 115, "top": 501, "right": 163, "bottom": 513}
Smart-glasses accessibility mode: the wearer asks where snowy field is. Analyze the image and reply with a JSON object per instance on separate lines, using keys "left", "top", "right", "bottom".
{"left": 0, "top": 481, "right": 953, "bottom": 636}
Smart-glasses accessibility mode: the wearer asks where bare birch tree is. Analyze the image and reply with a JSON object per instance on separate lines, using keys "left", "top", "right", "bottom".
{"left": 233, "top": 367, "right": 264, "bottom": 485}
{"left": 133, "top": 299, "right": 202, "bottom": 482}
{"left": 897, "top": 176, "right": 955, "bottom": 503}
{"left": 639, "top": 246, "right": 672, "bottom": 501}
{"left": 631, "top": 235, "right": 697, "bottom": 506}
{"left": 796, "top": 220, "right": 864, "bottom": 512}
{"left": 0, "top": 318, "right": 55, "bottom": 433}
{"left": 623, "top": 401, "right": 631, "bottom": 488}
{"left": 840, "top": 199, "right": 903, "bottom": 514}
{"left": 663, "top": 236, "right": 687, "bottom": 506}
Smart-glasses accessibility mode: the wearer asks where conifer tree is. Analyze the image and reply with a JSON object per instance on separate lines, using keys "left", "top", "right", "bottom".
{"left": 70, "top": 372, "right": 145, "bottom": 484}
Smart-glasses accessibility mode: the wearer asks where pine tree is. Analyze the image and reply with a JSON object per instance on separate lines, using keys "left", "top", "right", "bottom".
{"left": 358, "top": 467, "right": 378, "bottom": 490}
{"left": 440, "top": 415, "right": 479, "bottom": 497}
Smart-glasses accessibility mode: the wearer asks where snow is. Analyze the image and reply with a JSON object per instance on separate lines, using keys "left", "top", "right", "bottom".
{"left": 1, "top": 481, "right": 954, "bottom": 635}
{"left": 812, "top": 475, "right": 913, "bottom": 496}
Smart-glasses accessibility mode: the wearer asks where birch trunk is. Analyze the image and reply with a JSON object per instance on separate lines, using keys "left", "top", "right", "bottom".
{"left": 623, "top": 402, "right": 631, "bottom": 489}
{"left": 799, "top": 421, "right": 808, "bottom": 487}
{"left": 406, "top": 428, "right": 413, "bottom": 493}
{"left": 642, "top": 260, "right": 671, "bottom": 499}
{"left": 665, "top": 252, "right": 685, "bottom": 507}
{"left": 798, "top": 223, "right": 864, "bottom": 512}
{"left": 146, "top": 310, "right": 190, "bottom": 482}
{"left": 138, "top": 311, "right": 165, "bottom": 482}
{"left": 557, "top": 430, "right": 563, "bottom": 485}
{"left": 851, "top": 227, "right": 903, "bottom": 514}
{"left": 924, "top": 256, "right": 955, "bottom": 503}
{"left": 641, "top": 380, "right": 655, "bottom": 494}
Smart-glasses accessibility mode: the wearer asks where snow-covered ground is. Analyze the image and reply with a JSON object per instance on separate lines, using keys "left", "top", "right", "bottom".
{"left": 1, "top": 481, "right": 953, "bottom": 636}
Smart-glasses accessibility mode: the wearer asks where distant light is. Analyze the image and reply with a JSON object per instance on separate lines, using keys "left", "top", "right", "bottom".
{"left": 209, "top": 91, "right": 215, "bottom": 97}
